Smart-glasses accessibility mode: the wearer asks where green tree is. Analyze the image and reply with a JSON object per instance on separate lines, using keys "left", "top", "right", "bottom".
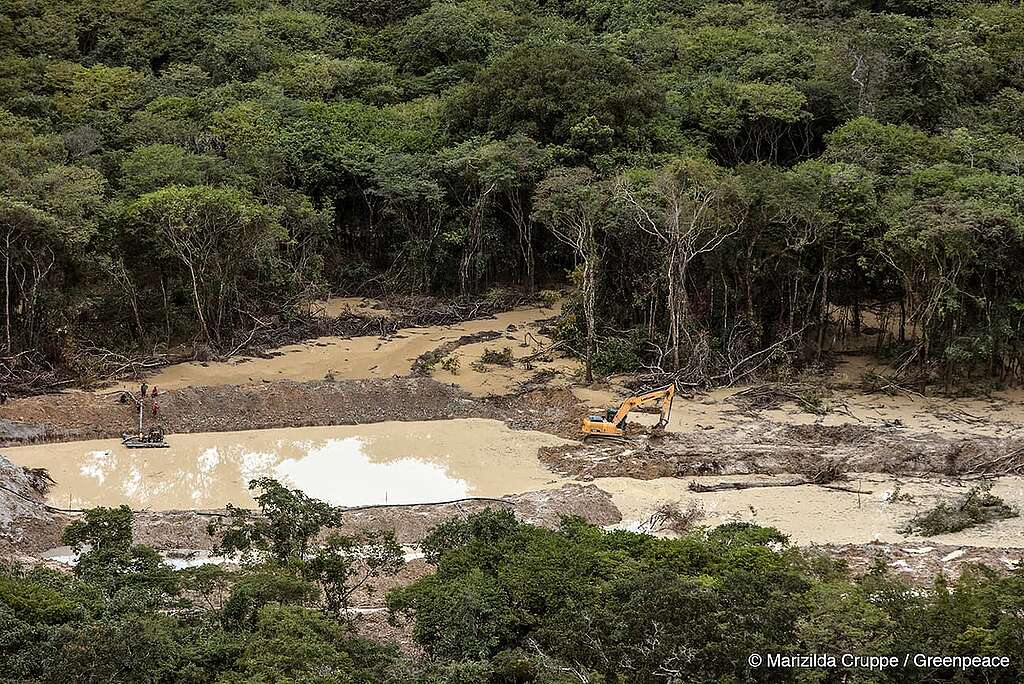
{"left": 119, "top": 186, "right": 287, "bottom": 347}
{"left": 617, "top": 158, "right": 746, "bottom": 370}
{"left": 213, "top": 479, "right": 403, "bottom": 617}
{"left": 446, "top": 43, "right": 661, "bottom": 148}
{"left": 533, "top": 167, "right": 610, "bottom": 382}
{"left": 61, "top": 506, "right": 177, "bottom": 604}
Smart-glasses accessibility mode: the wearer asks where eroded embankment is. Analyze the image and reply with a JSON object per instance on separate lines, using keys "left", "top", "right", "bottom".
{"left": 541, "top": 421, "right": 1024, "bottom": 480}
{"left": 0, "top": 378, "right": 496, "bottom": 446}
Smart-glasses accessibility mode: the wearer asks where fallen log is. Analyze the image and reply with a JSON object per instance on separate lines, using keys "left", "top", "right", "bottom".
{"left": 688, "top": 479, "right": 874, "bottom": 495}
{"left": 688, "top": 478, "right": 807, "bottom": 492}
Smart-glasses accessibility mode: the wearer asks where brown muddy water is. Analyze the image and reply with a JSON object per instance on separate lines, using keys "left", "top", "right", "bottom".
{"left": 6, "top": 419, "right": 1024, "bottom": 548}
{"left": 113, "top": 304, "right": 571, "bottom": 395}
{"left": 3, "top": 419, "right": 570, "bottom": 510}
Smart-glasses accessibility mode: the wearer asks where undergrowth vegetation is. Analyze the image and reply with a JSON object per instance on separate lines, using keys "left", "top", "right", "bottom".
{"left": 2, "top": 482, "right": 1024, "bottom": 682}
{"left": 901, "top": 482, "right": 1020, "bottom": 536}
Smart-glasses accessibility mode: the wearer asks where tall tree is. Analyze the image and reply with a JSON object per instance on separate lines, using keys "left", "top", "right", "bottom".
{"left": 533, "top": 167, "right": 609, "bottom": 382}
{"left": 617, "top": 159, "right": 746, "bottom": 369}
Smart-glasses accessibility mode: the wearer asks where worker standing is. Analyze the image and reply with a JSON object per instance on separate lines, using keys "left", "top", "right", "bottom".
{"left": 152, "top": 400, "right": 159, "bottom": 417}
{"left": 140, "top": 382, "right": 148, "bottom": 398}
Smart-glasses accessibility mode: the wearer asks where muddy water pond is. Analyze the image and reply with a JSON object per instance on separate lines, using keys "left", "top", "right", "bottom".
{"left": 4, "top": 419, "right": 570, "bottom": 510}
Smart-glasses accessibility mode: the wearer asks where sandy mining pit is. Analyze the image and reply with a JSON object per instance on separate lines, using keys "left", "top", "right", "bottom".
{"left": 2, "top": 299, "right": 1023, "bottom": 584}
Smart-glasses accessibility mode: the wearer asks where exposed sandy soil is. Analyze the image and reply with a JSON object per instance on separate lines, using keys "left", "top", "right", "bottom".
{"left": 600, "top": 473, "right": 1024, "bottom": 547}
{"left": 575, "top": 368, "right": 1024, "bottom": 439}
{"left": 317, "top": 297, "right": 393, "bottom": 319}
{"left": 108, "top": 304, "right": 569, "bottom": 395}
{"left": 3, "top": 298, "right": 1024, "bottom": 584}
{"left": 426, "top": 316, "right": 577, "bottom": 396}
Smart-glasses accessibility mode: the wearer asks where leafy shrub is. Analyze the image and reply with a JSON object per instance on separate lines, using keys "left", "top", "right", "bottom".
{"left": 900, "top": 482, "right": 1019, "bottom": 536}
{"left": 537, "top": 289, "right": 561, "bottom": 308}
{"left": 414, "top": 349, "right": 444, "bottom": 374}
{"left": 479, "top": 346, "right": 514, "bottom": 367}
{"left": 592, "top": 330, "right": 649, "bottom": 376}
{"left": 481, "top": 287, "right": 517, "bottom": 307}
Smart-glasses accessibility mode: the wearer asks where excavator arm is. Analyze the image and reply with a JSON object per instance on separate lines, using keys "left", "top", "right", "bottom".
{"left": 609, "top": 383, "right": 675, "bottom": 427}
{"left": 582, "top": 383, "right": 676, "bottom": 437}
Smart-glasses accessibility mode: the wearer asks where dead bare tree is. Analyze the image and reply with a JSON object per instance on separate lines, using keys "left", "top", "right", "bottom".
{"left": 617, "top": 160, "right": 746, "bottom": 370}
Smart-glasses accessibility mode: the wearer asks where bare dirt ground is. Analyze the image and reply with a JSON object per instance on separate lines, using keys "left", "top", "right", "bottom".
{"left": 540, "top": 420, "right": 1023, "bottom": 480}
{"left": 0, "top": 379, "right": 587, "bottom": 459}
{"left": 2, "top": 298, "right": 1024, "bottom": 587}
{"left": 0, "top": 377, "right": 508, "bottom": 446}
{"left": 107, "top": 302, "right": 568, "bottom": 395}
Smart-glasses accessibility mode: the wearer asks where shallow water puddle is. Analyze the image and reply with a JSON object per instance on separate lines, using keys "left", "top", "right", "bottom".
{"left": 4, "top": 419, "right": 570, "bottom": 510}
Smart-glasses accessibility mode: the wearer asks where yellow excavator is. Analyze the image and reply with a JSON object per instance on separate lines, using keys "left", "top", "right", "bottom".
{"left": 581, "top": 383, "right": 676, "bottom": 438}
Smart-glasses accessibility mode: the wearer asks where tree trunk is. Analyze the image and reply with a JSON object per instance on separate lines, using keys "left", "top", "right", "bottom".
{"left": 815, "top": 261, "right": 830, "bottom": 359}
{"left": 509, "top": 192, "right": 535, "bottom": 293}
{"left": 160, "top": 275, "right": 171, "bottom": 346}
{"left": 3, "top": 229, "right": 10, "bottom": 353}
{"left": 899, "top": 298, "right": 906, "bottom": 344}
{"left": 185, "top": 258, "right": 210, "bottom": 345}
{"left": 667, "top": 246, "right": 680, "bottom": 370}
{"left": 582, "top": 254, "right": 596, "bottom": 383}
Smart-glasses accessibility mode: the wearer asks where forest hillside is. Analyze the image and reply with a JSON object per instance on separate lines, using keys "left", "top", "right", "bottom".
{"left": 2, "top": 0, "right": 1023, "bottom": 387}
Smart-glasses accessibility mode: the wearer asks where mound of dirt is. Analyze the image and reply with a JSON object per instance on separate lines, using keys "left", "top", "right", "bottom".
{"left": 339, "top": 484, "right": 620, "bottom": 544}
{"left": 0, "top": 418, "right": 48, "bottom": 443}
{"left": 0, "top": 456, "right": 70, "bottom": 553}
{"left": 494, "top": 386, "right": 585, "bottom": 439}
{"left": 540, "top": 420, "right": 1024, "bottom": 480}
{"left": 5, "top": 482, "right": 623, "bottom": 557}
{"left": 0, "top": 377, "right": 508, "bottom": 446}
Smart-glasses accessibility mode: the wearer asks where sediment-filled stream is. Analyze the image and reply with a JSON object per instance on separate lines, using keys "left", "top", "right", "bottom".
{"left": 112, "top": 304, "right": 570, "bottom": 394}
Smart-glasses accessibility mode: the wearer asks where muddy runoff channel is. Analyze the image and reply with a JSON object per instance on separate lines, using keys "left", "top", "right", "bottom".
{"left": 7, "top": 418, "right": 1024, "bottom": 550}
{"left": 111, "top": 302, "right": 573, "bottom": 397}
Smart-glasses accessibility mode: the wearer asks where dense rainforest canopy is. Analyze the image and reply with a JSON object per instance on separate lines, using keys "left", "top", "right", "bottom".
{"left": 2, "top": 0, "right": 1023, "bottom": 385}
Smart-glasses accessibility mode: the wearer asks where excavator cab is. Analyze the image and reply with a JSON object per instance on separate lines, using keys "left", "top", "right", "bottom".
{"left": 581, "top": 383, "right": 675, "bottom": 438}
{"left": 582, "top": 409, "right": 627, "bottom": 437}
